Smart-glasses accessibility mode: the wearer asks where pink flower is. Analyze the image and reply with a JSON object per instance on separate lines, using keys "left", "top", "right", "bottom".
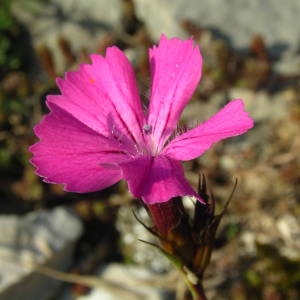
{"left": 30, "top": 35, "right": 254, "bottom": 204}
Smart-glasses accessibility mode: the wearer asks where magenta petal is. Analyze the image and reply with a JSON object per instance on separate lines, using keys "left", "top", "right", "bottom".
{"left": 162, "top": 99, "right": 254, "bottom": 161}
{"left": 147, "top": 35, "right": 202, "bottom": 150}
{"left": 30, "top": 103, "right": 124, "bottom": 193}
{"left": 120, "top": 155, "right": 203, "bottom": 204}
{"left": 49, "top": 46, "right": 145, "bottom": 146}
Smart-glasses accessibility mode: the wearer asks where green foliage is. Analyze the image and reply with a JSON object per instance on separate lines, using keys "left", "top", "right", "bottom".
{"left": 0, "top": 0, "right": 14, "bottom": 31}
{"left": 0, "top": 0, "right": 21, "bottom": 71}
{"left": 225, "top": 222, "right": 241, "bottom": 240}
{"left": 256, "top": 243, "right": 300, "bottom": 290}
{"left": 0, "top": 148, "right": 11, "bottom": 167}
{"left": 245, "top": 269, "right": 262, "bottom": 288}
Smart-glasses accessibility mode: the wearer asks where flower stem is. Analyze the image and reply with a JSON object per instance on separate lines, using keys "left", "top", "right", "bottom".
{"left": 179, "top": 267, "right": 208, "bottom": 300}
{"left": 190, "top": 282, "right": 208, "bottom": 300}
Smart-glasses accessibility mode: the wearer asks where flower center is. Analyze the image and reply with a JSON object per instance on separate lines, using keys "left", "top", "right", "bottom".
{"left": 143, "top": 124, "right": 152, "bottom": 135}
{"left": 141, "top": 123, "right": 161, "bottom": 156}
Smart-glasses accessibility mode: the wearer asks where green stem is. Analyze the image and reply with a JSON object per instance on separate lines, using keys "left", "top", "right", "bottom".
{"left": 190, "top": 283, "right": 208, "bottom": 300}
{"left": 147, "top": 198, "right": 208, "bottom": 300}
{"left": 180, "top": 268, "right": 208, "bottom": 300}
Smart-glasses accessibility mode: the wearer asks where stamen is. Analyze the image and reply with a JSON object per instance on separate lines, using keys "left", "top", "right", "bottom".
{"left": 143, "top": 124, "right": 152, "bottom": 135}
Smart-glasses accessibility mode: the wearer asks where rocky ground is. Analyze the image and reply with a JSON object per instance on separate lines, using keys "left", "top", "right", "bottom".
{"left": 0, "top": 0, "right": 299, "bottom": 299}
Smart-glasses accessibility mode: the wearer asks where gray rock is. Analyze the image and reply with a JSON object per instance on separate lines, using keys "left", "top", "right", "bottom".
{"left": 133, "top": 0, "right": 300, "bottom": 55}
{"left": 229, "top": 88, "right": 292, "bottom": 122}
{"left": 0, "top": 207, "right": 83, "bottom": 300}
{"left": 181, "top": 92, "right": 226, "bottom": 126}
{"left": 116, "top": 206, "right": 171, "bottom": 273}
{"left": 60, "top": 263, "right": 174, "bottom": 300}
{"left": 274, "top": 53, "right": 300, "bottom": 75}
{"left": 12, "top": 0, "right": 122, "bottom": 73}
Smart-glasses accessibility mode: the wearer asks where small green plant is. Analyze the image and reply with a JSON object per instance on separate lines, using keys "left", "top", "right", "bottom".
{"left": 0, "top": 0, "right": 21, "bottom": 73}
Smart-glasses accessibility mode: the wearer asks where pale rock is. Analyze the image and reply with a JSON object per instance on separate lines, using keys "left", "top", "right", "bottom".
{"left": 277, "top": 214, "right": 300, "bottom": 259}
{"left": 133, "top": 0, "right": 300, "bottom": 55}
{"left": 181, "top": 92, "right": 226, "bottom": 126}
{"left": 0, "top": 207, "right": 83, "bottom": 300}
{"left": 229, "top": 88, "right": 290, "bottom": 122}
{"left": 12, "top": 0, "right": 122, "bottom": 73}
{"left": 116, "top": 206, "right": 171, "bottom": 273}
{"left": 274, "top": 53, "right": 300, "bottom": 76}
{"left": 61, "top": 263, "right": 174, "bottom": 300}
